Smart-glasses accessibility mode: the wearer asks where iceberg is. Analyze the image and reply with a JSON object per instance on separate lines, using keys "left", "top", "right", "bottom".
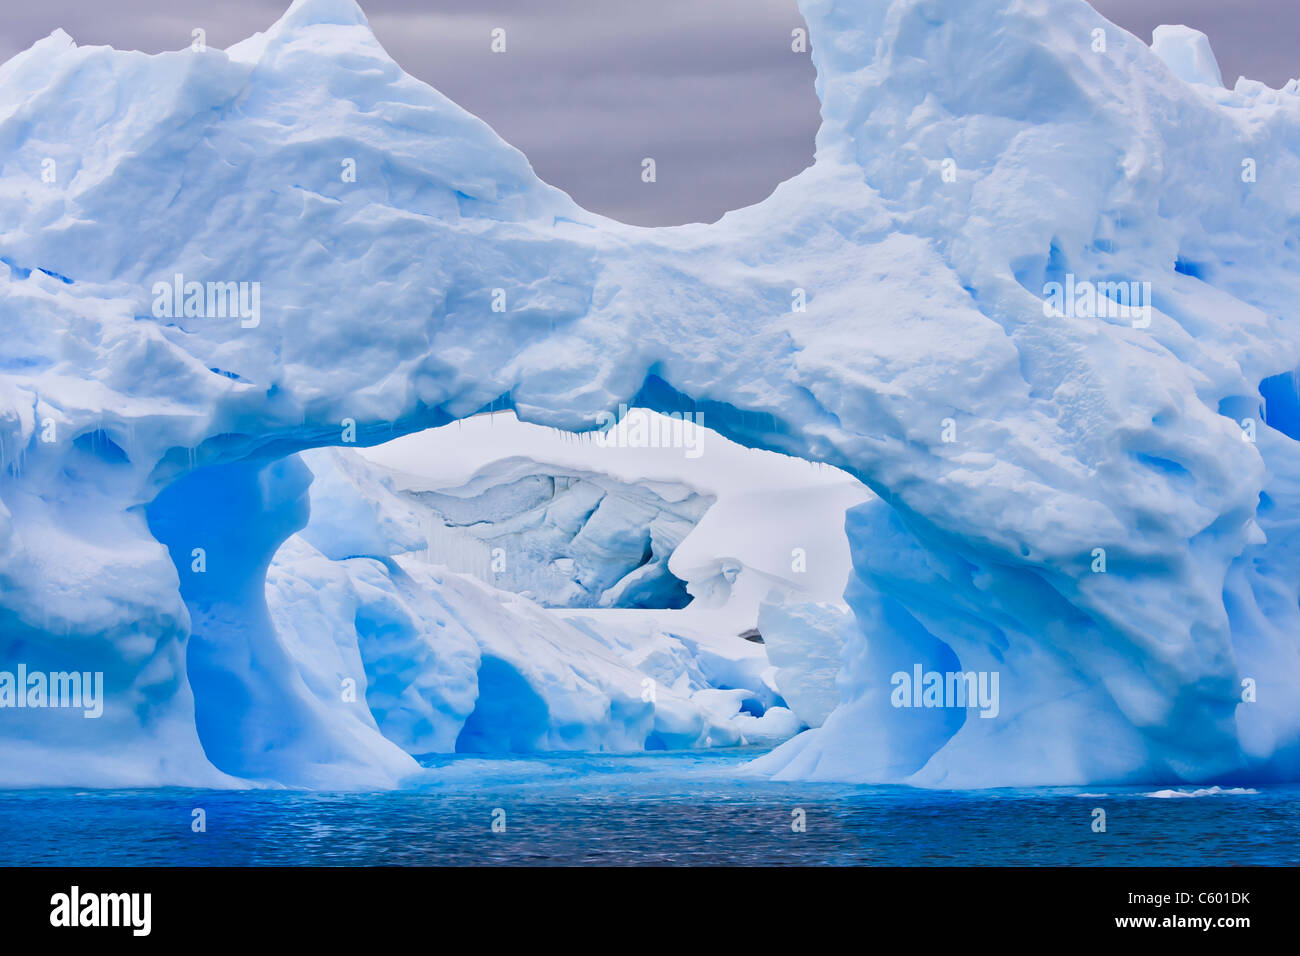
{"left": 1, "top": 0, "right": 1299, "bottom": 789}
{"left": 258, "top": 411, "right": 864, "bottom": 769}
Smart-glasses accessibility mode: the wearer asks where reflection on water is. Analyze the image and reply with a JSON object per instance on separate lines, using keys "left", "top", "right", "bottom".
{"left": 1, "top": 751, "right": 1295, "bottom": 866}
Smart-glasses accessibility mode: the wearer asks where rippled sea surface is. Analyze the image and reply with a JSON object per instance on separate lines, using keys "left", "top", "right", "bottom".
{"left": 1, "top": 751, "right": 1296, "bottom": 866}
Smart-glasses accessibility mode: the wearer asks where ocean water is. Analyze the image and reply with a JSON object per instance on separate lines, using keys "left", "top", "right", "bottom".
{"left": 1, "top": 750, "right": 1296, "bottom": 866}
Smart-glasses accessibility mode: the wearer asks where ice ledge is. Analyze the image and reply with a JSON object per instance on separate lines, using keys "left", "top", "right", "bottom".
{"left": 1151, "top": 24, "right": 1225, "bottom": 89}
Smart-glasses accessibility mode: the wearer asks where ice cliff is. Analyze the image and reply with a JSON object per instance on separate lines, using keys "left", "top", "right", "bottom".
{"left": 1, "top": 0, "right": 1299, "bottom": 788}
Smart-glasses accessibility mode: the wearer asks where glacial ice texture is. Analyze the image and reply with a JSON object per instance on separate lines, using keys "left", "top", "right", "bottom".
{"left": 1, "top": 0, "right": 1299, "bottom": 788}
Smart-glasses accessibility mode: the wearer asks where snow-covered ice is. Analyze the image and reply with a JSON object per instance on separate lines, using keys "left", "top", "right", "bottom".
{"left": 2, "top": 0, "right": 1299, "bottom": 789}
{"left": 261, "top": 410, "right": 866, "bottom": 769}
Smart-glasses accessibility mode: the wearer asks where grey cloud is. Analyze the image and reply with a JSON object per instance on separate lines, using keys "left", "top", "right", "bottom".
{"left": 0, "top": 0, "right": 1294, "bottom": 225}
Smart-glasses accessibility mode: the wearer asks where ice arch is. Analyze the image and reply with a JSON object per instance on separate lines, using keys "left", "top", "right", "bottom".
{"left": 1, "top": 0, "right": 1299, "bottom": 787}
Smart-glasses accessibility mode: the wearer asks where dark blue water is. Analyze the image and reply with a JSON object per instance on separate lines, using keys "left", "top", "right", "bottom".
{"left": 1, "top": 751, "right": 1295, "bottom": 865}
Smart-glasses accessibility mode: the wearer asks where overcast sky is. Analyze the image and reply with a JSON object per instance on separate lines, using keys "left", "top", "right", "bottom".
{"left": 2, "top": 0, "right": 1296, "bottom": 225}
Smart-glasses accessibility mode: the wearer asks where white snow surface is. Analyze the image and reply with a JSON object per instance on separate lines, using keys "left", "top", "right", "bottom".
{"left": 357, "top": 409, "right": 868, "bottom": 606}
{"left": 1, "top": 0, "right": 1300, "bottom": 787}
